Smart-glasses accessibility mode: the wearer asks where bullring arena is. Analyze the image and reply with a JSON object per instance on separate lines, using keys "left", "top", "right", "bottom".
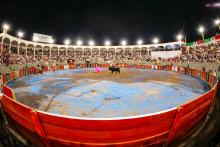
{"left": 0, "top": 28, "right": 220, "bottom": 147}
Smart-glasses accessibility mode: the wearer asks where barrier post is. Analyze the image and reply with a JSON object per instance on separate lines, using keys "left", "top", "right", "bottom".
{"left": 177, "top": 66, "right": 180, "bottom": 73}
{"left": 2, "top": 74, "right": 7, "bottom": 85}
{"left": 30, "top": 109, "right": 51, "bottom": 147}
{"left": 200, "top": 71, "right": 207, "bottom": 81}
{"left": 165, "top": 106, "right": 183, "bottom": 146}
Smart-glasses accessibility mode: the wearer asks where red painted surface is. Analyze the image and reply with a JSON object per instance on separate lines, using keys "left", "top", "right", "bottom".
{"left": 1, "top": 74, "right": 7, "bottom": 85}
{"left": 9, "top": 72, "right": 16, "bottom": 81}
{"left": 0, "top": 65, "right": 218, "bottom": 147}
{"left": 19, "top": 69, "right": 25, "bottom": 77}
{"left": 69, "top": 64, "right": 76, "bottom": 69}
{"left": 30, "top": 110, "right": 51, "bottom": 147}
{"left": 200, "top": 71, "right": 207, "bottom": 81}
{"left": 166, "top": 65, "right": 172, "bottom": 71}
{"left": 3, "top": 85, "right": 15, "bottom": 99}
{"left": 37, "top": 110, "right": 176, "bottom": 145}
{"left": 191, "top": 69, "right": 198, "bottom": 77}
{"left": 1, "top": 95, "right": 36, "bottom": 132}
{"left": 215, "top": 34, "right": 220, "bottom": 40}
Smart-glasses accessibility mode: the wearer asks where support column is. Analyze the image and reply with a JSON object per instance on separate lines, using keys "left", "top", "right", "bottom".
{"left": 66, "top": 47, "right": 68, "bottom": 56}
{"left": 1, "top": 37, "right": 5, "bottom": 63}
{"left": 49, "top": 47, "right": 51, "bottom": 59}
{"left": 26, "top": 46, "right": 27, "bottom": 57}
{"left": 9, "top": 42, "right": 12, "bottom": 54}
{"left": 34, "top": 46, "right": 36, "bottom": 58}
{"left": 17, "top": 41, "right": 20, "bottom": 55}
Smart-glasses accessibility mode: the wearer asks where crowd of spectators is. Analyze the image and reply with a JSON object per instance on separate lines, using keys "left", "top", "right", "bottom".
{"left": 0, "top": 43, "right": 220, "bottom": 66}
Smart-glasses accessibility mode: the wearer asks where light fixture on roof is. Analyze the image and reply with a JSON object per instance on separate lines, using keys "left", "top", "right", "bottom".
{"left": 17, "top": 31, "right": 24, "bottom": 39}
{"left": 76, "top": 40, "right": 83, "bottom": 46}
{"left": 88, "top": 40, "right": 95, "bottom": 46}
{"left": 105, "top": 40, "right": 111, "bottom": 46}
{"left": 121, "top": 40, "right": 127, "bottom": 46}
{"left": 215, "top": 19, "right": 220, "bottom": 25}
{"left": 152, "top": 38, "right": 159, "bottom": 44}
{"left": 137, "top": 39, "right": 143, "bottom": 45}
{"left": 2, "top": 23, "right": 10, "bottom": 33}
{"left": 176, "top": 34, "right": 183, "bottom": 41}
{"left": 198, "top": 26, "right": 205, "bottom": 33}
{"left": 64, "top": 39, "right": 70, "bottom": 45}
{"left": 215, "top": 19, "right": 220, "bottom": 31}
{"left": 198, "top": 26, "right": 205, "bottom": 41}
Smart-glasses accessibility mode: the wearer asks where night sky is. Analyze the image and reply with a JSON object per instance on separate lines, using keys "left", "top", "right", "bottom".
{"left": 0, "top": 0, "right": 220, "bottom": 45}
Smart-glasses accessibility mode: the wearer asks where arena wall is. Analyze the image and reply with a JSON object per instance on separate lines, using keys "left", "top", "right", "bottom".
{"left": 0, "top": 64, "right": 218, "bottom": 147}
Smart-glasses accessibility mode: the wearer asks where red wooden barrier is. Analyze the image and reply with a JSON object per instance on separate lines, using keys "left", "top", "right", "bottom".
{"left": 146, "top": 65, "right": 151, "bottom": 69}
{"left": 69, "top": 64, "right": 76, "bottom": 69}
{"left": 208, "top": 74, "right": 216, "bottom": 87}
{"left": 43, "top": 66, "right": 48, "bottom": 72}
{"left": 30, "top": 110, "right": 51, "bottom": 147}
{"left": 166, "top": 65, "right": 172, "bottom": 71}
{"left": 2, "top": 74, "right": 7, "bottom": 84}
{"left": 9, "top": 72, "right": 16, "bottom": 81}
{"left": 124, "top": 64, "right": 128, "bottom": 68}
{"left": 20, "top": 69, "right": 25, "bottom": 77}
{"left": 177, "top": 66, "right": 180, "bottom": 73}
{"left": 37, "top": 109, "right": 177, "bottom": 146}
{"left": 191, "top": 69, "right": 198, "bottom": 77}
{"left": 0, "top": 65, "right": 218, "bottom": 146}
{"left": 172, "top": 90, "right": 213, "bottom": 140}
{"left": 165, "top": 107, "right": 183, "bottom": 145}
{"left": 1, "top": 95, "right": 35, "bottom": 132}
{"left": 184, "top": 67, "right": 189, "bottom": 75}
{"left": 3, "top": 85, "right": 16, "bottom": 99}
{"left": 29, "top": 67, "right": 35, "bottom": 74}
{"left": 158, "top": 65, "right": 164, "bottom": 70}
{"left": 81, "top": 64, "right": 86, "bottom": 68}
{"left": 91, "top": 64, "right": 96, "bottom": 68}
{"left": 200, "top": 71, "right": 207, "bottom": 81}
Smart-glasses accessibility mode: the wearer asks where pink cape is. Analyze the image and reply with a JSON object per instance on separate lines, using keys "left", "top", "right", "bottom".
{"left": 95, "top": 67, "right": 101, "bottom": 73}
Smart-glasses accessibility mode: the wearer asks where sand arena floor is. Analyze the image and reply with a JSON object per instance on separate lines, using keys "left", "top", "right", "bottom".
{"left": 7, "top": 68, "right": 210, "bottom": 118}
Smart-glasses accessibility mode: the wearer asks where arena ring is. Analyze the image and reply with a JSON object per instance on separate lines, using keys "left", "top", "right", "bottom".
{"left": 0, "top": 63, "right": 219, "bottom": 147}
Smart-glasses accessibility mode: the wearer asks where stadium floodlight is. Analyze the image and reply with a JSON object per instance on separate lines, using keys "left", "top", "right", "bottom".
{"left": 198, "top": 26, "right": 205, "bottom": 40}
{"left": 215, "top": 19, "right": 220, "bottom": 25}
{"left": 198, "top": 26, "right": 205, "bottom": 33}
{"left": 121, "top": 40, "right": 127, "bottom": 46}
{"left": 2, "top": 23, "right": 10, "bottom": 33}
{"left": 152, "top": 38, "right": 159, "bottom": 44}
{"left": 64, "top": 39, "right": 70, "bottom": 45}
{"left": 215, "top": 19, "right": 220, "bottom": 30}
{"left": 105, "top": 40, "right": 111, "bottom": 46}
{"left": 137, "top": 39, "right": 143, "bottom": 45}
{"left": 49, "top": 38, "right": 55, "bottom": 44}
{"left": 88, "top": 40, "right": 95, "bottom": 46}
{"left": 177, "top": 34, "right": 183, "bottom": 41}
{"left": 76, "top": 40, "right": 83, "bottom": 46}
{"left": 17, "top": 31, "right": 24, "bottom": 39}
